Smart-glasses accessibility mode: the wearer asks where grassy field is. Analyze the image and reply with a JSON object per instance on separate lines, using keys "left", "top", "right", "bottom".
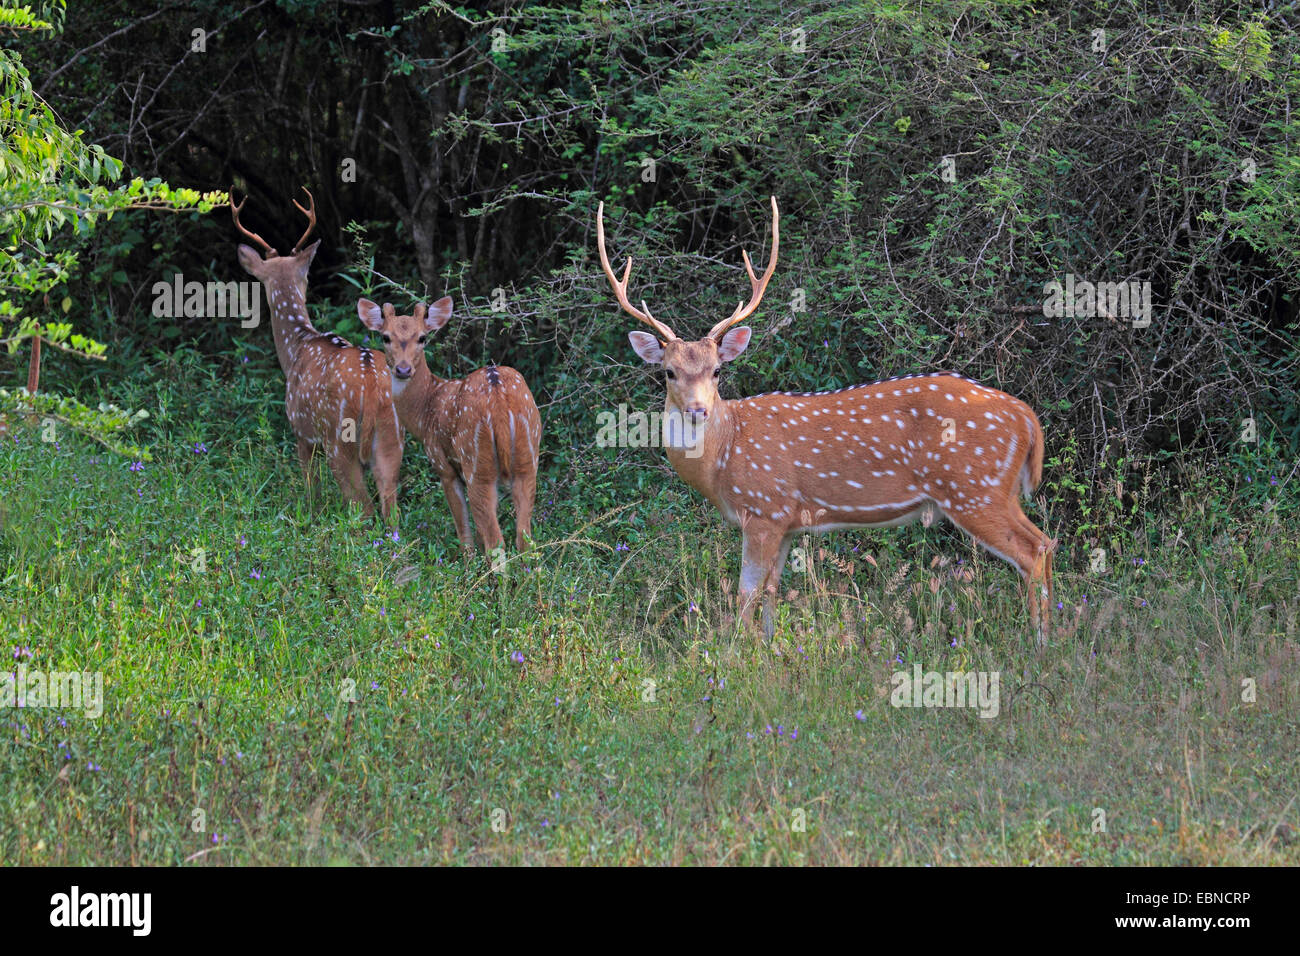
{"left": 2, "top": 355, "right": 1298, "bottom": 865}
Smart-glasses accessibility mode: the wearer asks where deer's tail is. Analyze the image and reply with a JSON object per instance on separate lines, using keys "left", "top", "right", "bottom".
{"left": 482, "top": 365, "right": 510, "bottom": 477}
{"left": 1021, "top": 409, "right": 1045, "bottom": 500}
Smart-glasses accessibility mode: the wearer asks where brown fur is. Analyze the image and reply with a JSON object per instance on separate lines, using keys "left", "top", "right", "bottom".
{"left": 236, "top": 241, "right": 401, "bottom": 521}
{"left": 360, "top": 298, "right": 541, "bottom": 553}
{"left": 636, "top": 329, "right": 1056, "bottom": 642}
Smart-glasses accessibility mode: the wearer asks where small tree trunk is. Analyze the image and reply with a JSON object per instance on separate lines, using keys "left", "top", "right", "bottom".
{"left": 26, "top": 334, "right": 40, "bottom": 393}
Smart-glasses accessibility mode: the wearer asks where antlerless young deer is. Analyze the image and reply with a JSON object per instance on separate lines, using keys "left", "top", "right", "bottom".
{"left": 232, "top": 188, "right": 402, "bottom": 521}
{"left": 360, "top": 298, "right": 541, "bottom": 555}
{"left": 597, "top": 197, "right": 1056, "bottom": 641}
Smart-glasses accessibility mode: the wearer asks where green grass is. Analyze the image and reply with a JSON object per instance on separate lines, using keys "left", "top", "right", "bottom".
{"left": 1, "top": 364, "right": 1298, "bottom": 865}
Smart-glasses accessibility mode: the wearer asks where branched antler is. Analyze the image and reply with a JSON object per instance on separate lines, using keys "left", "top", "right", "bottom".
{"left": 292, "top": 187, "right": 316, "bottom": 253}
{"left": 595, "top": 202, "right": 677, "bottom": 343}
{"left": 229, "top": 187, "right": 276, "bottom": 257}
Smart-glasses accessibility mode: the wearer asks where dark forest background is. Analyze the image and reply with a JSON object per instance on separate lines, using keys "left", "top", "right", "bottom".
{"left": 6, "top": 0, "right": 1299, "bottom": 527}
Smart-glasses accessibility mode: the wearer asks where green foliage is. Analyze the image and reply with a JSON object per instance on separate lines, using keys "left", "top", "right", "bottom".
{"left": 0, "top": 1, "right": 57, "bottom": 32}
{"left": 0, "top": 2, "right": 218, "bottom": 453}
{"left": 1208, "top": 18, "right": 1272, "bottom": 79}
{"left": 0, "top": 385, "right": 149, "bottom": 458}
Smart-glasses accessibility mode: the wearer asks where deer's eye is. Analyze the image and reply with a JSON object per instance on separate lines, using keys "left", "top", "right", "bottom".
{"left": 665, "top": 369, "right": 676, "bottom": 380}
{"left": 380, "top": 334, "right": 391, "bottom": 344}
{"left": 713, "top": 366, "right": 722, "bottom": 377}
{"left": 417, "top": 335, "right": 427, "bottom": 345}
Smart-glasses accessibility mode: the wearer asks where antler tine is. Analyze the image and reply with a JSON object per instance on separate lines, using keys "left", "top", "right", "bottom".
{"left": 291, "top": 187, "right": 317, "bottom": 253}
{"left": 595, "top": 201, "right": 677, "bottom": 342}
{"left": 708, "top": 195, "right": 780, "bottom": 341}
{"left": 229, "top": 188, "right": 276, "bottom": 257}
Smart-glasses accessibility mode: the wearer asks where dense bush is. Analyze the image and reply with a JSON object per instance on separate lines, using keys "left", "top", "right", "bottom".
{"left": 7, "top": 0, "right": 1298, "bottom": 516}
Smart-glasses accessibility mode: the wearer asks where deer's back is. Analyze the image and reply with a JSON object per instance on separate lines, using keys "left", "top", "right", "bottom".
{"left": 285, "top": 338, "right": 393, "bottom": 444}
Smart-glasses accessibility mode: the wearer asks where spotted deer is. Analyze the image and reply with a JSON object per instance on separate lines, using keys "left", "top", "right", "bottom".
{"left": 596, "top": 196, "right": 1056, "bottom": 640}
{"left": 358, "top": 298, "right": 541, "bottom": 554}
{"left": 232, "top": 188, "right": 402, "bottom": 521}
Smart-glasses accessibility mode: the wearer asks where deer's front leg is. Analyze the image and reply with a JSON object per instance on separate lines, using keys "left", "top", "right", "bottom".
{"left": 761, "top": 534, "right": 795, "bottom": 638}
{"left": 296, "top": 437, "right": 317, "bottom": 502}
{"left": 738, "top": 519, "right": 783, "bottom": 639}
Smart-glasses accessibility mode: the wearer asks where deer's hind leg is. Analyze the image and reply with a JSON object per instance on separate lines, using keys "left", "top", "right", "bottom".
{"left": 1009, "top": 503, "right": 1055, "bottom": 640}
{"left": 510, "top": 469, "right": 537, "bottom": 551}
{"left": 439, "top": 469, "right": 476, "bottom": 555}
{"left": 370, "top": 426, "right": 402, "bottom": 524}
{"left": 467, "top": 477, "right": 504, "bottom": 555}
{"left": 946, "top": 502, "right": 1050, "bottom": 643}
{"left": 327, "top": 444, "right": 374, "bottom": 518}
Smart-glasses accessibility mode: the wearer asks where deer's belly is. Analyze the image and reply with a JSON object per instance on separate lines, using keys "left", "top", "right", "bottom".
{"left": 799, "top": 500, "right": 940, "bottom": 533}
{"left": 726, "top": 495, "right": 939, "bottom": 534}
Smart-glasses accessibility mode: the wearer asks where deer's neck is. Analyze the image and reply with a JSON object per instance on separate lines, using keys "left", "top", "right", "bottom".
{"left": 665, "top": 397, "right": 737, "bottom": 507}
{"left": 263, "top": 280, "right": 318, "bottom": 372}
{"left": 392, "top": 360, "right": 452, "bottom": 440}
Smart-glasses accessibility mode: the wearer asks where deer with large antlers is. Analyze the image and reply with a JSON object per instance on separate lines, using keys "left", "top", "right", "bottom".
{"left": 597, "top": 197, "right": 1056, "bottom": 641}
{"left": 232, "top": 187, "right": 402, "bottom": 521}
{"left": 359, "top": 297, "right": 541, "bottom": 555}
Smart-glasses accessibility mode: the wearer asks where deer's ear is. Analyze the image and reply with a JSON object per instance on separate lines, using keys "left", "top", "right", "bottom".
{"left": 629, "top": 330, "right": 665, "bottom": 364}
{"left": 357, "top": 298, "right": 385, "bottom": 331}
{"left": 236, "top": 244, "right": 266, "bottom": 277}
{"left": 290, "top": 239, "right": 319, "bottom": 285}
{"left": 716, "top": 326, "right": 752, "bottom": 362}
{"left": 425, "top": 296, "right": 453, "bottom": 331}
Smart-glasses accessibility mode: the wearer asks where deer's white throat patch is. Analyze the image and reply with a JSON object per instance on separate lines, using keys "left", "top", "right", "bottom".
{"left": 661, "top": 410, "right": 707, "bottom": 457}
